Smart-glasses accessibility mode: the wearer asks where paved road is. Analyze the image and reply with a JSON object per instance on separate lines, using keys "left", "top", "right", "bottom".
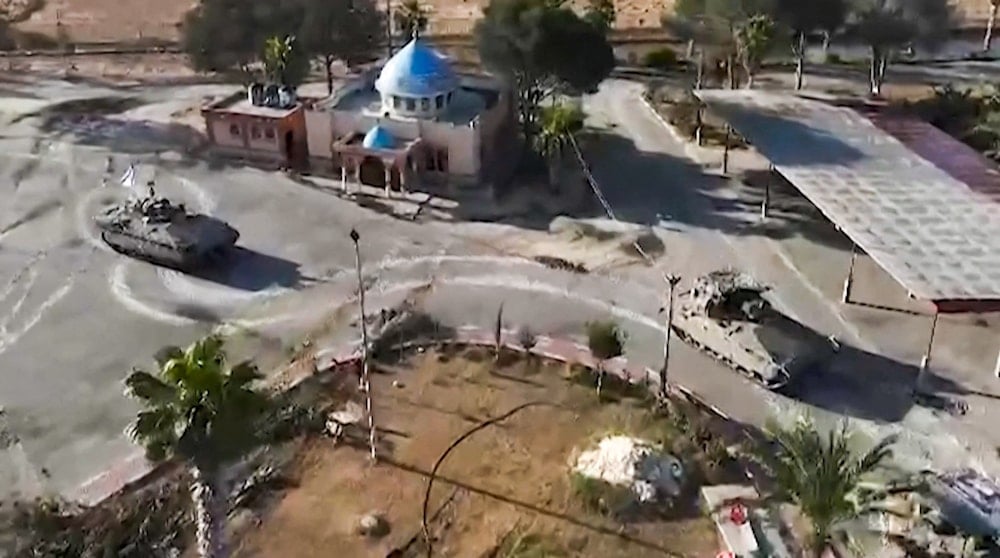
{"left": 1, "top": 74, "right": 995, "bottom": 507}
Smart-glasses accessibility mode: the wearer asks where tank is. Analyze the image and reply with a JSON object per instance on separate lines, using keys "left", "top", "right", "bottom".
{"left": 673, "top": 269, "right": 839, "bottom": 390}
{"left": 94, "top": 193, "right": 240, "bottom": 271}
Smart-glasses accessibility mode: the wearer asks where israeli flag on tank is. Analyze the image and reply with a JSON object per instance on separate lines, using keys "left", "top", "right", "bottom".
{"left": 119, "top": 163, "right": 136, "bottom": 189}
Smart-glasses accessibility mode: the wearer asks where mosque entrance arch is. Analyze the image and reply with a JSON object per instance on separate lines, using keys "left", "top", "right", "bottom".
{"left": 359, "top": 156, "right": 386, "bottom": 188}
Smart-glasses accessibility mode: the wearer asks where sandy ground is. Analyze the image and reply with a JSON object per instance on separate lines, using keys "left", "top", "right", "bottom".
{"left": 7, "top": 0, "right": 991, "bottom": 45}
{"left": 232, "top": 349, "right": 719, "bottom": 558}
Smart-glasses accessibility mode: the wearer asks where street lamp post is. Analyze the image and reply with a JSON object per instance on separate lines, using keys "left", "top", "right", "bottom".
{"left": 660, "top": 274, "right": 682, "bottom": 401}
{"left": 351, "top": 228, "right": 377, "bottom": 461}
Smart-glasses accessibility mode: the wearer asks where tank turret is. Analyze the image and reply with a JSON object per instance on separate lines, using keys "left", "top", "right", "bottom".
{"left": 674, "top": 269, "right": 839, "bottom": 390}
{"left": 94, "top": 192, "right": 239, "bottom": 271}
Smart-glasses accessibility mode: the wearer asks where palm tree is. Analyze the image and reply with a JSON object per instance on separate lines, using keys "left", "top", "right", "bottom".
{"left": 125, "top": 335, "right": 272, "bottom": 558}
{"left": 535, "top": 102, "right": 585, "bottom": 187}
{"left": 751, "top": 416, "right": 897, "bottom": 555}
{"left": 394, "top": 0, "right": 428, "bottom": 39}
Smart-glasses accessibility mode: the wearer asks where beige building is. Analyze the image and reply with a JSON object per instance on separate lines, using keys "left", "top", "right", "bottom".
{"left": 303, "top": 35, "right": 515, "bottom": 193}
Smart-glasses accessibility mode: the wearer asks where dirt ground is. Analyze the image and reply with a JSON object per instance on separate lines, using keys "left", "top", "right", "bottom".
{"left": 7, "top": 0, "right": 988, "bottom": 45}
{"left": 231, "top": 348, "right": 722, "bottom": 558}
{"left": 9, "top": 0, "right": 675, "bottom": 44}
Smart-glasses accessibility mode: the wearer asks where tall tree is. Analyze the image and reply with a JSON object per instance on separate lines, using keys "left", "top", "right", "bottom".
{"left": 395, "top": 0, "right": 429, "bottom": 38}
{"left": 583, "top": 0, "right": 617, "bottom": 34}
{"left": 536, "top": 102, "right": 585, "bottom": 185}
{"left": 846, "top": 0, "right": 952, "bottom": 96}
{"left": 751, "top": 417, "right": 897, "bottom": 555}
{"left": 262, "top": 34, "right": 310, "bottom": 86}
{"left": 299, "top": 0, "right": 383, "bottom": 93}
{"left": 776, "top": 0, "right": 847, "bottom": 89}
{"left": 475, "top": 0, "right": 614, "bottom": 146}
{"left": 125, "top": 336, "right": 272, "bottom": 558}
{"left": 183, "top": 0, "right": 303, "bottom": 79}
{"left": 734, "top": 13, "right": 776, "bottom": 88}
{"left": 986, "top": 0, "right": 1000, "bottom": 52}
{"left": 670, "top": 0, "right": 776, "bottom": 88}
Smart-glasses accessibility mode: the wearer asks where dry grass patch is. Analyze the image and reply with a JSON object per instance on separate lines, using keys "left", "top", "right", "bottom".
{"left": 232, "top": 348, "right": 729, "bottom": 558}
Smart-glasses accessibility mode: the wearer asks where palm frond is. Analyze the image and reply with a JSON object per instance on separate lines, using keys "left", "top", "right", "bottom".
{"left": 123, "top": 369, "right": 177, "bottom": 404}
{"left": 227, "top": 360, "right": 263, "bottom": 389}
{"left": 153, "top": 345, "right": 184, "bottom": 367}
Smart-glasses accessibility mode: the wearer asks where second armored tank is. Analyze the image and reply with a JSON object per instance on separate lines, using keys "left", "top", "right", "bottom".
{"left": 94, "top": 193, "right": 240, "bottom": 271}
{"left": 673, "top": 269, "right": 839, "bottom": 390}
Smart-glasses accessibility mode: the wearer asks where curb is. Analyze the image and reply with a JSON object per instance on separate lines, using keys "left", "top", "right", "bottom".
{"left": 73, "top": 326, "right": 739, "bottom": 506}
{"left": 637, "top": 93, "right": 711, "bottom": 163}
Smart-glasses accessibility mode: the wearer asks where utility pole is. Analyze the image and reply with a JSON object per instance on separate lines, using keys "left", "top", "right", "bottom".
{"left": 386, "top": 0, "right": 393, "bottom": 59}
{"left": 659, "top": 274, "right": 682, "bottom": 401}
{"left": 351, "top": 228, "right": 377, "bottom": 461}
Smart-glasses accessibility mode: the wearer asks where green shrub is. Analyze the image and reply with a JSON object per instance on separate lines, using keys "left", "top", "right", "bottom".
{"left": 643, "top": 47, "right": 678, "bottom": 70}
{"left": 569, "top": 473, "right": 632, "bottom": 515}
{"left": 824, "top": 52, "right": 842, "bottom": 64}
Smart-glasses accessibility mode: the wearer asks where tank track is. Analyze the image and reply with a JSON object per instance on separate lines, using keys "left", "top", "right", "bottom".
{"left": 670, "top": 322, "right": 786, "bottom": 390}
{"left": 101, "top": 231, "right": 199, "bottom": 272}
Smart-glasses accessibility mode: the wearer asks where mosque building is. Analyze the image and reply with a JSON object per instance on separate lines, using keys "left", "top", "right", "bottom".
{"left": 201, "top": 35, "right": 516, "bottom": 195}
{"left": 202, "top": 33, "right": 514, "bottom": 195}
{"left": 305, "top": 34, "right": 514, "bottom": 193}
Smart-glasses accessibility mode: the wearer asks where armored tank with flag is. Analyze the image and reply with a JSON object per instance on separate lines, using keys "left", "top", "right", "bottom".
{"left": 94, "top": 167, "right": 239, "bottom": 270}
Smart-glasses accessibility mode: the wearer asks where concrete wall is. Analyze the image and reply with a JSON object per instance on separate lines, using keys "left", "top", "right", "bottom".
{"left": 304, "top": 108, "right": 333, "bottom": 159}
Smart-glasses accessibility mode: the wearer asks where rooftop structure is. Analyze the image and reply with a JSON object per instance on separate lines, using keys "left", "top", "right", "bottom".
{"left": 695, "top": 89, "right": 1000, "bottom": 307}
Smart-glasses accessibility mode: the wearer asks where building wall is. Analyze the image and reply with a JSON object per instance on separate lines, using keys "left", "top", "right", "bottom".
{"left": 308, "top": 76, "right": 514, "bottom": 181}
{"left": 304, "top": 107, "right": 333, "bottom": 160}
{"left": 202, "top": 107, "right": 308, "bottom": 168}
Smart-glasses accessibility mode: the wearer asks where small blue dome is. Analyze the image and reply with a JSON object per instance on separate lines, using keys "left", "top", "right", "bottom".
{"left": 375, "top": 38, "right": 459, "bottom": 98}
{"left": 362, "top": 125, "right": 395, "bottom": 149}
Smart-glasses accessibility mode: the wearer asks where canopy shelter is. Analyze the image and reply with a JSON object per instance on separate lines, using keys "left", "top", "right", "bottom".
{"left": 693, "top": 89, "right": 1000, "bottom": 377}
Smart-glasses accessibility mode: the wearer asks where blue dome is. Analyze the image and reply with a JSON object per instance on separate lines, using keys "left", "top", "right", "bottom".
{"left": 374, "top": 38, "right": 459, "bottom": 98}
{"left": 362, "top": 125, "right": 395, "bottom": 149}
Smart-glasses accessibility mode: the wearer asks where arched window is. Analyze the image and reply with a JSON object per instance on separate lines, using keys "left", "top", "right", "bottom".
{"left": 420, "top": 98, "right": 430, "bottom": 111}
{"left": 392, "top": 96, "right": 401, "bottom": 109}
{"left": 405, "top": 98, "right": 416, "bottom": 111}
{"left": 229, "top": 123, "right": 240, "bottom": 137}
{"left": 435, "top": 95, "right": 444, "bottom": 109}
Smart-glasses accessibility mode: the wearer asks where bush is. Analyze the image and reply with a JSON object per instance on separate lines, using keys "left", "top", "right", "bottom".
{"left": 825, "top": 52, "right": 842, "bottom": 64}
{"left": 586, "top": 320, "right": 624, "bottom": 361}
{"left": 643, "top": 47, "right": 678, "bottom": 70}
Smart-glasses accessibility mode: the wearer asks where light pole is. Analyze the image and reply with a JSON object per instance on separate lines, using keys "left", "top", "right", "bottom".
{"left": 351, "top": 228, "right": 377, "bottom": 461}
{"left": 660, "top": 274, "right": 682, "bottom": 401}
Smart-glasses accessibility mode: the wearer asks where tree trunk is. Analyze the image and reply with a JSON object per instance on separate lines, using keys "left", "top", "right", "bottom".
{"left": 745, "top": 71, "right": 755, "bottom": 89}
{"left": 695, "top": 50, "right": 704, "bottom": 89}
{"left": 726, "top": 55, "right": 736, "bottom": 89}
{"left": 821, "top": 31, "right": 831, "bottom": 57}
{"left": 869, "top": 47, "right": 882, "bottom": 97}
{"left": 324, "top": 55, "right": 334, "bottom": 95}
{"left": 877, "top": 53, "right": 888, "bottom": 94}
{"left": 686, "top": 39, "right": 695, "bottom": 59}
{"left": 596, "top": 362, "right": 604, "bottom": 397}
{"left": 191, "top": 465, "right": 225, "bottom": 558}
{"left": 794, "top": 32, "right": 806, "bottom": 90}
{"left": 985, "top": 3, "right": 998, "bottom": 52}
{"left": 547, "top": 153, "right": 560, "bottom": 188}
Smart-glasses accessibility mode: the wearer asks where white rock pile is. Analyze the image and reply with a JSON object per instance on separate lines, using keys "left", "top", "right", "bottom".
{"left": 574, "top": 435, "right": 685, "bottom": 504}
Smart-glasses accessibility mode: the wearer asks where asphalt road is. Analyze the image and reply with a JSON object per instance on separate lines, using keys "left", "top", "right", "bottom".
{"left": 1, "top": 74, "right": 996, "bottom": 507}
